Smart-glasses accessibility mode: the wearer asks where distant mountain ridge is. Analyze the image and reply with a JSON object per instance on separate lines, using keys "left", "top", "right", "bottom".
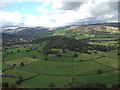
{"left": 2, "top": 22, "right": 119, "bottom": 42}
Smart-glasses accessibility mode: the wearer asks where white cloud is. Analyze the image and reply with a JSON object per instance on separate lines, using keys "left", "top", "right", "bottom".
{"left": 1, "top": 0, "right": 119, "bottom": 28}
{"left": 0, "top": 11, "right": 24, "bottom": 26}
{"left": 35, "top": 0, "right": 118, "bottom": 27}
{"left": 37, "top": 0, "right": 51, "bottom": 14}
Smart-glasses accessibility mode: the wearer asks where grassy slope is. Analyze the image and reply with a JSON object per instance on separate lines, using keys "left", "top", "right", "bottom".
{"left": 19, "top": 60, "right": 72, "bottom": 76}
{"left": 4, "top": 69, "right": 37, "bottom": 79}
{"left": 74, "top": 71, "right": 119, "bottom": 87}
{"left": 5, "top": 58, "right": 39, "bottom": 67}
{"left": 73, "top": 60, "right": 115, "bottom": 75}
{"left": 18, "top": 75, "right": 72, "bottom": 88}
{"left": 4, "top": 51, "right": 44, "bottom": 61}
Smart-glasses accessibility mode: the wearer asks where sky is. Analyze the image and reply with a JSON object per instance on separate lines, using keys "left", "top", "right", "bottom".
{"left": 0, "top": 0, "right": 119, "bottom": 28}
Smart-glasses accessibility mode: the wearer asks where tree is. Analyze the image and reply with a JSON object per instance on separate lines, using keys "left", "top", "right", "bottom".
{"left": 20, "top": 62, "right": 24, "bottom": 66}
{"left": 112, "top": 83, "right": 120, "bottom": 88}
{"left": 2, "top": 82, "right": 9, "bottom": 88}
{"left": 49, "top": 82, "right": 55, "bottom": 88}
{"left": 117, "top": 52, "right": 120, "bottom": 55}
{"left": 26, "top": 50, "right": 29, "bottom": 52}
{"left": 56, "top": 54, "right": 62, "bottom": 57}
{"left": 16, "top": 76, "right": 23, "bottom": 85}
{"left": 6, "top": 52, "right": 9, "bottom": 55}
{"left": 32, "top": 55, "right": 36, "bottom": 58}
{"left": 94, "top": 51, "right": 97, "bottom": 54}
{"left": 17, "top": 49, "right": 20, "bottom": 52}
{"left": 13, "top": 64, "right": 16, "bottom": 68}
{"left": 73, "top": 53, "right": 78, "bottom": 57}
{"left": 10, "top": 84, "right": 17, "bottom": 88}
{"left": 16, "top": 79, "right": 23, "bottom": 85}
{"left": 10, "top": 51, "right": 13, "bottom": 54}
{"left": 94, "top": 82, "right": 107, "bottom": 88}
{"left": 19, "top": 75, "right": 23, "bottom": 80}
{"left": 45, "top": 58, "right": 48, "bottom": 61}
{"left": 97, "top": 69, "right": 103, "bottom": 74}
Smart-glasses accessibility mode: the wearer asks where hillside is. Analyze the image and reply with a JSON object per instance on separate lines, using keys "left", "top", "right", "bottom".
{"left": 2, "top": 23, "right": 119, "bottom": 88}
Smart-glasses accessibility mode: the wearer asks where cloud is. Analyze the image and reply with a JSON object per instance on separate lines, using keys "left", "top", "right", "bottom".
{"left": 1, "top": 0, "right": 119, "bottom": 28}
{"left": 37, "top": 0, "right": 51, "bottom": 14}
{"left": 36, "top": 0, "right": 118, "bottom": 27}
{"left": 0, "top": 11, "right": 24, "bottom": 27}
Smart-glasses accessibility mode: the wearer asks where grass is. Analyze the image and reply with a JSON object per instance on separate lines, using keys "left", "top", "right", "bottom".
{"left": 4, "top": 69, "right": 37, "bottom": 79}
{"left": 35, "top": 42, "right": 47, "bottom": 51}
{"left": 94, "top": 57, "right": 118, "bottom": 69}
{"left": 2, "top": 77, "right": 18, "bottom": 85}
{"left": 89, "top": 41, "right": 118, "bottom": 46}
{"left": 90, "top": 37, "right": 116, "bottom": 41}
{"left": 74, "top": 53, "right": 100, "bottom": 61}
{"left": 74, "top": 71, "right": 119, "bottom": 87}
{"left": 4, "top": 50, "right": 44, "bottom": 61}
{"left": 18, "top": 75, "right": 72, "bottom": 88}
{"left": 47, "top": 56, "right": 74, "bottom": 62}
{"left": 60, "top": 51, "right": 75, "bottom": 56}
{"left": 19, "top": 60, "right": 72, "bottom": 76}
{"left": 2, "top": 63, "right": 12, "bottom": 71}
{"left": 73, "top": 60, "right": 115, "bottom": 75}
{"left": 5, "top": 58, "right": 39, "bottom": 67}
{"left": 6, "top": 47, "right": 28, "bottom": 53}
{"left": 75, "top": 35, "right": 91, "bottom": 40}
{"left": 96, "top": 50, "right": 118, "bottom": 59}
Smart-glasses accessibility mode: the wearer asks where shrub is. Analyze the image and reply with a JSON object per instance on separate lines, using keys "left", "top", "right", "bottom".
{"left": 20, "top": 62, "right": 24, "bottom": 66}
{"left": 49, "top": 82, "right": 55, "bottom": 88}
{"left": 97, "top": 69, "right": 103, "bottom": 74}
{"left": 2, "top": 82, "right": 9, "bottom": 88}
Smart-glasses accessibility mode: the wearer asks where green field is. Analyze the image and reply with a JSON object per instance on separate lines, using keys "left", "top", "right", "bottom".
{"left": 94, "top": 57, "right": 118, "bottom": 69}
{"left": 2, "top": 48, "right": 119, "bottom": 88}
{"left": 18, "top": 75, "right": 72, "bottom": 88}
{"left": 19, "top": 60, "right": 72, "bottom": 76}
{"left": 47, "top": 56, "right": 74, "bottom": 62}
{"left": 89, "top": 41, "right": 118, "bottom": 46}
{"left": 59, "top": 51, "right": 77, "bottom": 56}
{"left": 74, "top": 71, "right": 119, "bottom": 87}
{"left": 2, "top": 77, "right": 18, "bottom": 85}
{"left": 90, "top": 37, "right": 116, "bottom": 41}
{"left": 4, "top": 51, "right": 44, "bottom": 61}
{"left": 4, "top": 69, "right": 37, "bottom": 79}
{"left": 2, "top": 27, "right": 119, "bottom": 88}
{"left": 2, "top": 63, "right": 12, "bottom": 71}
{"left": 5, "top": 58, "right": 39, "bottom": 67}
{"left": 6, "top": 47, "right": 28, "bottom": 53}
{"left": 73, "top": 60, "right": 115, "bottom": 75}
{"left": 74, "top": 53, "right": 100, "bottom": 61}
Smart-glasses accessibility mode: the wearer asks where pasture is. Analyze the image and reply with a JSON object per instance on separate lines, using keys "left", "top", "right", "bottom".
{"left": 73, "top": 60, "right": 115, "bottom": 75}
{"left": 47, "top": 56, "right": 74, "bottom": 62}
{"left": 18, "top": 75, "right": 72, "bottom": 88}
{"left": 5, "top": 58, "right": 39, "bottom": 67}
{"left": 2, "top": 44, "right": 119, "bottom": 88}
{"left": 74, "top": 71, "right": 119, "bottom": 87}
{"left": 4, "top": 50, "right": 44, "bottom": 61}
{"left": 94, "top": 57, "right": 118, "bottom": 69}
{"left": 4, "top": 69, "right": 37, "bottom": 79}
{"left": 2, "top": 63, "right": 12, "bottom": 71}
{"left": 6, "top": 47, "right": 28, "bottom": 53}
{"left": 19, "top": 60, "right": 72, "bottom": 76}
{"left": 2, "top": 77, "right": 18, "bottom": 85}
